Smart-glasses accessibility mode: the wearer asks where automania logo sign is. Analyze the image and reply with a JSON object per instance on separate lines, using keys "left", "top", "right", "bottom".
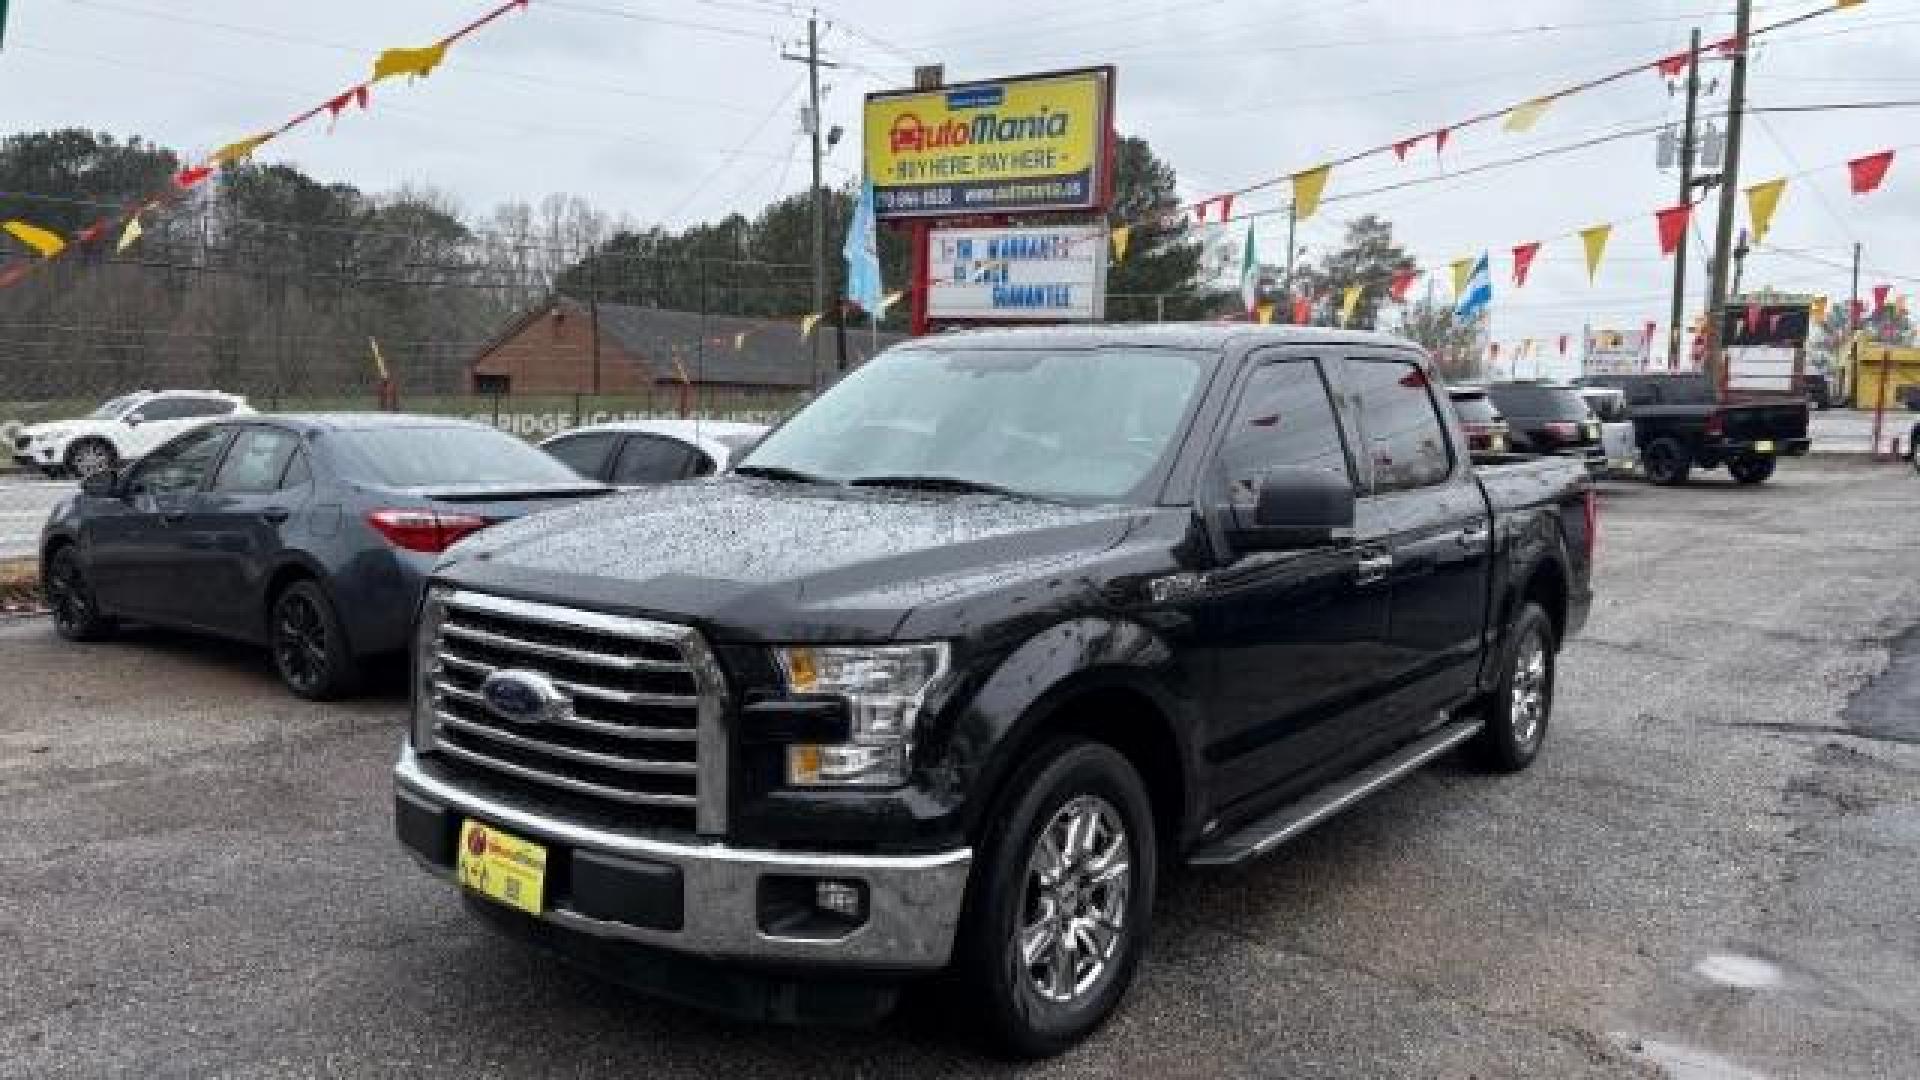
{"left": 889, "top": 108, "right": 1070, "bottom": 155}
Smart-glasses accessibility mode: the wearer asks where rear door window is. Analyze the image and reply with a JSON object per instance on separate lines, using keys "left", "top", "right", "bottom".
{"left": 212, "top": 428, "right": 301, "bottom": 493}
{"left": 544, "top": 432, "right": 620, "bottom": 481}
{"left": 1346, "top": 358, "right": 1453, "bottom": 493}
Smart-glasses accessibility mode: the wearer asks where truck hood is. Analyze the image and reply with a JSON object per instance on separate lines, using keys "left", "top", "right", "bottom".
{"left": 434, "top": 478, "right": 1142, "bottom": 640}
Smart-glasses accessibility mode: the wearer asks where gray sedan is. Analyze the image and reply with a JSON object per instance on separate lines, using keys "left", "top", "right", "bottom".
{"left": 38, "top": 414, "right": 607, "bottom": 699}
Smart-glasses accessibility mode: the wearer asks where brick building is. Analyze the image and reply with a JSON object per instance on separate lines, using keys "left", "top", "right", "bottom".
{"left": 468, "top": 297, "right": 902, "bottom": 396}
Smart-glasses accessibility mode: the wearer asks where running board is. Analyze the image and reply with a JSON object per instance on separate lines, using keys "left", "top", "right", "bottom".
{"left": 1188, "top": 717, "right": 1485, "bottom": 867}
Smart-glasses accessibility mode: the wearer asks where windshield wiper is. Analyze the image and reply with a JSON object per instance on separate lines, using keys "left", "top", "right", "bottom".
{"left": 847, "top": 473, "right": 1031, "bottom": 499}
{"left": 733, "top": 465, "right": 828, "bottom": 485}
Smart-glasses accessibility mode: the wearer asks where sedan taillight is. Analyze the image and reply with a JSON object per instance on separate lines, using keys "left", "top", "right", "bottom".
{"left": 367, "top": 509, "right": 489, "bottom": 553}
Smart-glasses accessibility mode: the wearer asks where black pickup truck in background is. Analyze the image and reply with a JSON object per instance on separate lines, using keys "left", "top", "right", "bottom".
{"left": 392, "top": 326, "right": 1595, "bottom": 1056}
{"left": 1580, "top": 372, "right": 1811, "bottom": 485}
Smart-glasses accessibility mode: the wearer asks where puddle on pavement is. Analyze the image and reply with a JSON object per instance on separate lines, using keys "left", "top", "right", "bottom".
{"left": 1631, "top": 1039, "right": 1772, "bottom": 1080}
{"left": 1693, "top": 953, "right": 1784, "bottom": 989}
{"left": 1844, "top": 624, "right": 1920, "bottom": 743}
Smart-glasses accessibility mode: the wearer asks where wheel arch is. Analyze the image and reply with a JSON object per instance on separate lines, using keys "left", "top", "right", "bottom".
{"left": 261, "top": 554, "right": 337, "bottom": 641}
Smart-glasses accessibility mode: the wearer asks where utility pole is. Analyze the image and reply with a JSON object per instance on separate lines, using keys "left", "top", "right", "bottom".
{"left": 1667, "top": 27, "right": 1702, "bottom": 371}
{"left": 781, "top": 14, "right": 838, "bottom": 389}
{"left": 1702, "top": 0, "right": 1752, "bottom": 397}
{"left": 1281, "top": 201, "right": 1298, "bottom": 313}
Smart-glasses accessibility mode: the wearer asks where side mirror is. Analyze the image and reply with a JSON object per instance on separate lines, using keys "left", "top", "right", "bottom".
{"left": 80, "top": 469, "right": 120, "bottom": 498}
{"left": 1225, "top": 468, "right": 1355, "bottom": 551}
{"left": 125, "top": 414, "right": 143, "bottom": 427}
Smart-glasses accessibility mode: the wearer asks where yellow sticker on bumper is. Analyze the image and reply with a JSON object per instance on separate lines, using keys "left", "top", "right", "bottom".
{"left": 457, "top": 820, "right": 547, "bottom": 915}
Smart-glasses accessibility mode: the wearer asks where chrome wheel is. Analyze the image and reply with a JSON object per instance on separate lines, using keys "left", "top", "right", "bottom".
{"left": 1510, "top": 629, "right": 1549, "bottom": 749}
{"left": 1017, "top": 794, "right": 1132, "bottom": 1005}
{"left": 273, "top": 591, "right": 328, "bottom": 694}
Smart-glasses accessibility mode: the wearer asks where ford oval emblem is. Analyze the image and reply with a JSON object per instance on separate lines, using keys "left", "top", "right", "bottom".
{"left": 479, "top": 670, "right": 570, "bottom": 726}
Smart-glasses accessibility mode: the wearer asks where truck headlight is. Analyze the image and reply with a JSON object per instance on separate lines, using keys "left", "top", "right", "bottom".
{"left": 411, "top": 585, "right": 450, "bottom": 750}
{"left": 774, "top": 643, "right": 949, "bottom": 788}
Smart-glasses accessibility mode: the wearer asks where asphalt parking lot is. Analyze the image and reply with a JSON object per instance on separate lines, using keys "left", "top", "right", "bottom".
{"left": 2, "top": 458, "right": 1917, "bottom": 1079}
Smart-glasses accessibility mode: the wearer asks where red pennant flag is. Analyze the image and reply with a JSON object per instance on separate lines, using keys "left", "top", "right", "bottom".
{"left": 1644, "top": 320, "right": 1658, "bottom": 349}
{"left": 1490, "top": 342, "right": 1501, "bottom": 362}
{"left": 1744, "top": 305, "right": 1765, "bottom": 338}
{"left": 1873, "top": 284, "right": 1891, "bottom": 313}
{"left": 1218, "top": 194, "right": 1234, "bottom": 221}
{"left": 1851, "top": 298, "right": 1866, "bottom": 323}
{"left": 77, "top": 220, "right": 108, "bottom": 245}
{"left": 1388, "top": 267, "right": 1418, "bottom": 302}
{"left": 175, "top": 165, "right": 214, "bottom": 189}
{"left": 1849, "top": 150, "right": 1894, "bottom": 194}
{"left": 0, "top": 263, "right": 31, "bottom": 289}
{"left": 1657, "top": 51, "right": 1689, "bottom": 79}
{"left": 1292, "top": 296, "right": 1312, "bottom": 325}
{"left": 1558, "top": 333, "right": 1569, "bottom": 357}
{"left": 1714, "top": 34, "right": 1744, "bottom": 56}
{"left": 1192, "top": 201, "right": 1207, "bottom": 223}
{"left": 1511, "top": 242, "right": 1541, "bottom": 288}
{"left": 1656, "top": 203, "right": 1693, "bottom": 256}
{"left": 1434, "top": 128, "right": 1451, "bottom": 154}
{"left": 1393, "top": 135, "right": 1420, "bottom": 161}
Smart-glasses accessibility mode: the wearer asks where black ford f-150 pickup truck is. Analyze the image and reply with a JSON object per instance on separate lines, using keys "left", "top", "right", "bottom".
{"left": 393, "top": 325, "right": 1595, "bottom": 1056}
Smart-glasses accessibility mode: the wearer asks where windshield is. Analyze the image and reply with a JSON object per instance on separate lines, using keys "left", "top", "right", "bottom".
{"left": 1450, "top": 394, "right": 1501, "bottom": 425}
{"left": 88, "top": 394, "right": 140, "bottom": 420}
{"left": 1488, "top": 384, "right": 1593, "bottom": 422}
{"left": 334, "top": 426, "right": 593, "bottom": 489}
{"left": 739, "top": 346, "right": 1213, "bottom": 502}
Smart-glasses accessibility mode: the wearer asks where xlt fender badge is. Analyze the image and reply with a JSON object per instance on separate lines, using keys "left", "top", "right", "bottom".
{"left": 1146, "top": 573, "right": 1206, "bottom": 604}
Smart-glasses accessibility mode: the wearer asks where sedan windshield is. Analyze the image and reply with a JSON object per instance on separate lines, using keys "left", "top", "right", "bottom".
{"left": 333, "top": 426, "right": 592, "bottom": 488}
{"left": 740, "top": 347, "right": 1212, "bottom": 502}
{"left": 1488, "top": 384, "right": 1593, "bottom": 423}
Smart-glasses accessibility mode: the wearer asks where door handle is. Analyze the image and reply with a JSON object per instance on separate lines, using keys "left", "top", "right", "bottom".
{"left": 1457, "top": 523, "right": 1490, "bottom": 547}
{"left": 260, "top": 506, "right": 291, "bottom": 524}
{"left": 1356, "top": 552, "right": 1394, "bottom": 585}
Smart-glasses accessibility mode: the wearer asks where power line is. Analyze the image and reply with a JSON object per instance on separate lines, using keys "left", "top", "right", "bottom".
{"left": 657, "top": 76, "right": 808, "bottom": 225}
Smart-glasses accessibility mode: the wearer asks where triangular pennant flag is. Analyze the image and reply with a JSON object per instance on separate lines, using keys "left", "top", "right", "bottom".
{"left": 3, "top": 220, "right": 66, "bottom": 259}
{"left": 1744, "top": 305, "right": 1765, "bottom": 338}
{"left": 1848, "top": 150, "right": 1894, "bottom": 194}
{"left": 1291, "top": 296, "right": 1312, "bottom": 325}
{"left": 1238, "top": 223, "right": 1260, "bottom": 314}
{"left": 1393, "top": 136, "right": 1420, "bottom": 161}
{"left": 373, "top": 41, "right": 450, "bottom": 83}
{"left": 326, "top": 85, "right": 372, "bottom": 131}
{"left": 175, "top": 165, "right": 214, "bottom": 190}
{"left": 213, "top": 132, "right": 274, "bottom": 167}
{"left": 1110, "top": 225, "right": 1132, "bottom": 263}
{"left": 1503, "top": 97, "right": 1553, "bottom": 133}
{"left": 77, "top": 221, "right": 108, "bottom": 245}
{"left": 1450, "top": 257, "right": 1474, "bottom": 298}
{"left": 1715, "top": 33, "right": 1745, "bottom": 56}
{"left": 1217, "top": 194, "right": 1234, "bottom": 221}
{"left": 1192, "top": 201, "right": 1208, "bottom": 223}
{"left": 1340, "top": 285, "right": 1363, "bottom": 327}
{"left": 800, "top": 312, "right": 823, "bottom": 338}
{"left": 1811, "top": 296, "right": 1829, "bottom": 324}
{"left": 1291, "top": 165, "right": 1331, "bottom": 220}
{"left": 1873, "top": 284, "right": 1891, "bottom": 313}
{"left": 117, "top": 214, "right": 145, "bottom": 254}
{"left": 1388, "top": 267, "right": 1418, "bottom": 302}
{"left": 1434, "top": 128, "right": 1451, "bottom": 154}
{"left": 1745, "top": 178, "right": 1786, "bottom": 246}
{"left": 1657, "top": 51, "right": 1690, "bottom": 79}
{"left": 672, "top": 355, "right": 691, "bottom": 386}
{"left": 1656, "top": 203, "right": 1693, "bottom": 257}
{"left": 1512, "top": 242, "right": 1541, "bottom": 288}
{"left": 878, "top": 290, "right": 904, "bottom": 317}
{"left": 1580, "top": 224, "right": 1612, "bottom": 282}
{"left": 1490, "top": 342, "right": 1501, "bottom": 362}
{"left": 1558, "top": 333, "right": 1569, "bottom": 357}
{"left": 1256, "top": 301, "right": 1275, "bottom": 325}
{"left": 0, "top": 263, "right": 31, "bottom": 290}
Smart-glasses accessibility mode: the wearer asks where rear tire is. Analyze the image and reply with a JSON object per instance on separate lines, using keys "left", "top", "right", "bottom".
{"left": 269, "top": 580, "right": 361, "bottom": 700}
{"left": 44, "top": 545, "right": 116, "bottom": 641}
{"left": 1472, "top": 602, "right": 1556, "bottom": 772}
{"left": 961, "top": 739, "right": 1157, "bottom": 1058}
{"left": 1642, "top": 437, "right": 1692, "bottom": 486}
{"left": 64, "top": 438, "right": 117, "bottom": 480}
{"left": 1729, "top": 455, "right": 1776, "bottom": 485}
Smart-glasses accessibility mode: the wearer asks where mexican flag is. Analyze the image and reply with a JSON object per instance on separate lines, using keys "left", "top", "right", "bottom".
{"left": 1238, "top": 223, "right": 1259, "bottom": 316}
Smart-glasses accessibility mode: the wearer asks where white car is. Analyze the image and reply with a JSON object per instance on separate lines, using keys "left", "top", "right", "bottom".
{"left": 538, "top": 418, "right": 770, "bottom": 487}
{"left": 10, "top": 390, "right": 254, "bottom": 479}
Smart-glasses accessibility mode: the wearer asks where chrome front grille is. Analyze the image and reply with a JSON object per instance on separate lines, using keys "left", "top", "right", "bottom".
{"left": 425, "top": 589, "right": 727, "bottom": 834}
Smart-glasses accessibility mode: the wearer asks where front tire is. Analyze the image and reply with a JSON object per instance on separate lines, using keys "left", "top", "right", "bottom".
{"left": 1642, "top": 437, "right": 1692, "bottom": 486}
{"left": 270, "top": 580, "right": 361, "bottom": 700}
{"left": 1729, "top": 455, "right": 1776, "bottom": 485}
{"left": 64, "top": 438, "right": 117, "bottom": 480}
{"left": 961, "top": 740, "right": 1157, "bottom": 1058}
{"left": 44, "top": 545, "right": 116, "bottom": 641}
{"left": 1472, "top": 602, "right": 1556, "bottom": 772}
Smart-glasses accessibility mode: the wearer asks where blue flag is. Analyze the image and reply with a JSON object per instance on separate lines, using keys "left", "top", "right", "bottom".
{"left": 843, "top": 178, "right": 883, "bottom": 316}
{"left": 1454, "top": 252, "right": 1492, "bottom": 320}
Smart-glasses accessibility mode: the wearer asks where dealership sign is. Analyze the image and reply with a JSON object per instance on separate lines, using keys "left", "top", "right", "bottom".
{"left": 927, "top": 225, "right": 1107, "bottom": 322}
{"left": 863, "top": 67, "right": 1113, "bottom": 218}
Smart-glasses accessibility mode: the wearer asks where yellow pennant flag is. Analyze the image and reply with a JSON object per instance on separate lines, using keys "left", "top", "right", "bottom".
{"left": 213, "top": 131, "right": 273, "bottom": 167}
{"left": 1579, "top": 224, "right": 1612, "bottom": 282}
{"left": 117, "top": 214, "right": 145, "bottom": 254}
{"left": 373, "top": 41, "right": 450, "bottom": 83}
{"left": 1110, "top": 225, "right": 1132, "bottom": 263}
{"left": 1340, "top": 285, "right": 1363, "bottom": 326}
{"left": 3, "top": 220, "right": 66, "bottom": 258}
{"left": 1745, "top": 177, "right": 1786, "bottom": 246}
{"left": 1291, "top": 165, "right": 1332, "bottom": 221}
{"left": 878, "top": 290, "right": 904, "bottom": 317}
{"left": 800, "top": 312, "right": 823, "bottom": 339}
{"left": 1836, "top": 0, "right": 1866, "bottom": 7}
{"left": 1503, "top": 97, "right": 1554, "bottom": 133}
{"left": 1811, "top": 295, "right": 1829, "bottom": 324}
{"left": 1449, "top": 257, "right": 1474, "bottom": 297}
{"left": 1256, "top": 301, "right": 1275, "bottom": 325}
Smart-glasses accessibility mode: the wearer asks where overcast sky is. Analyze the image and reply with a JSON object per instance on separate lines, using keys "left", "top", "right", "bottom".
{"left": 5, "top": 0, "right": 1918, "bottom": 376}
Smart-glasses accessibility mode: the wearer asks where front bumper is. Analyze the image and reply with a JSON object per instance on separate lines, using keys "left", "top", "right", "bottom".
{"left": 393, "top": 745, "right": 972, "bottom": 972}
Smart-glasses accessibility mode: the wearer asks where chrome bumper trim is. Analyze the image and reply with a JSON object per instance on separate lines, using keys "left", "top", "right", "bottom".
{"left": 395, "top": 745, "right": 971, "bottom": 969}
